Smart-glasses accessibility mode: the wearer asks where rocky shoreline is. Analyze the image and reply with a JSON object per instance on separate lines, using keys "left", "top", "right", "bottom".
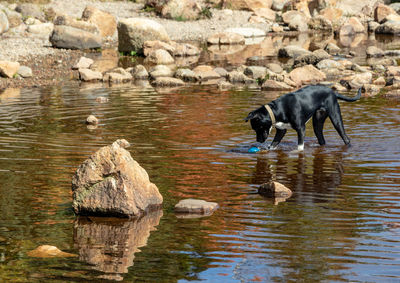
{"left": 0, "top": 0, "right": 400, "bottom": 98}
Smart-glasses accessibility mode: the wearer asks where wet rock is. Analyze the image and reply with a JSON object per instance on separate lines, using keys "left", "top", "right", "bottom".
{"left": 50, "top": 25, "right": 102, "bottom": 50}
{"left": 207, "top": 32, "right": 245, "bottom": 45}
{"left": 171, "top": 42, "right": 200, "bottom": 56}
{"left": 214, "top": 67, "right": 228, "bottom": 78}
{"left": 149, "top": 65, "right": 174, "bottom": 79}
{"left": 118, "top": 18, "right": 170, "bottom": 54}
{"left": 27, "top": 23, "right": 54, "bottom": 37}
{"left": 289, "top": 64, "right": 326, "bottom": 85}
{"left": 375, "top": 20, "right": 400, "bottom": 35}
{"left": 293, "top": 53, "right": 319, "bottom": 68}
{"left": 15, "top": 3, "right": 45, "bottom": 22}
{"left": 129, "top": 64, "right": 149, "bottom": 80}
{"left": 73, "top": 57, "right": 94, "bottom": 70}
{"left": 175, "top": 68, "right": 198, "bottom": 82}
{"left": 27, "top": 245, "right": 77, "bottom": 258}
{"left": 174, "top": 199, "right": 219, "bottom": 217}
{"left": 225, "top": 27, "right": 266, "bottom": 38}
{"left": 143, "top": 40, "right": 175, "bottom": 56}
{"left": 4, "top": 9, "right": 22, "bottom": 29}
{"left": 72, "top": 139, "right": 163, "bottom": 218}
{"left": 227, "top": 71, "right": 254, "bottom": 84}
{"left": 0, "top": 10, "right": 9, "bottom": 34}
{"left": 278, "top": 45, "right": 311, "bottom": 59}
{"left": 0, "top": 61, "right": 20, "bottom": 78}
{"left": 366, "top": 46, "right": 384, "bottom": 58}
{"left": 82, "top": 6, "right": 117, "bottom": 38}
{"left": 144, "top": 49, "right": 175, "bottom": 65}
{"left": 261, "top": 80, "right": 293, "bottom": 91}
{"left": 218, "top": 81, "right": 234, "bottom": 90}
{"left": 86, "top": 115, "right": 99, "bottom": 125}
{"left": 324, "top": 42, "right": 341, "bottom": 55}
{"left": 152, "top": 77, "right": 185, "bottom": 87}
{"left": 308, "top": 15, "right": 333, "bottom": 31}
{"left": 193, "top": 65, "right": 221, "bottom": 81}
{"left": 74, "top": 210, "right": 162, "bottom": 276}
{"left": 17, "top": 66, "right": 32, "bottom": 78}
{"left": 103, "top": 68, "right": 133, "bottom": 83}
{"left": 244, "top": 66, "right": 267, "bottom": 80}
{"left": 368, "top": 20, "right": 380, "bottom": 32}
{"left": 53, "top": 14, "right": 99, "bottom": 34}
{"left": 79, "top": 69, "right": 102, "bottom": 82}
{"left": 258, "top": 181, "right": 292, "bottom": 204}
{"left": 374, "top": 3, "right": 396, "bottom": 24}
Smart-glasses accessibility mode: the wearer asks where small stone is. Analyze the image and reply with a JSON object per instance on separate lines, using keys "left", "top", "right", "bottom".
{"left": 174, "top": 199, "right": 219, "bottom": 215}
{"left": 79, "top": 68, "right": 102, "bottom": 81}
{"left": 366, "top": 46, "right": 384, "bottom": 58}
{"left": 86, "top": 115, "right": 98, "bottom": 125}
{"left": 258, "top": 181, "right": 292, "bottom": 198}
{"left": 129, "top": 64, "right": 149, "bottom": 80}
{"left": 96, "top": 97, "right": 109, "bottom": 103}
{"left": 27, "top": 245, "right": 77, "bottom": 258}
{"left": 73, "top": 57, "right": 94, "bottom": 70}
{"left": 17, "top": 66, "right": 32, "bottom": 78}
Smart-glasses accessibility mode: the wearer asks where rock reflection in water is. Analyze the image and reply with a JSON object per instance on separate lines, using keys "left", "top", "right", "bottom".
{"left": 74, "top": 210, "right": 162, "bottom": 279}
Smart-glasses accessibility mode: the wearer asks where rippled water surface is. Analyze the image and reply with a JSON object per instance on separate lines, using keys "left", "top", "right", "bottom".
{"left": 0, "top": 83, "right": 399, "bottom": 282}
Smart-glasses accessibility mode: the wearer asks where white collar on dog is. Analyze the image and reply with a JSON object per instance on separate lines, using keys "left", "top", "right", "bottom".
{"left": 264, "top": 104, "right": 276, "bottom": 126}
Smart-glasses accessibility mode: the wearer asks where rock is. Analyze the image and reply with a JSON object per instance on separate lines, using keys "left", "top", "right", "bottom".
{"left": 174, "top": 199, "right": 219, "bottom": 216}
{"left": 0, "top": 61, "right": 20, "bottom": 78}
{"left": 103, "top": 68, "right": 133, "bottom": 83}
{"left": 144, "top": 49, "right": 175, "bottom": 65}
{"left": 347, "top": 17, "right": 365, "bottom": 33}
{"left": 271, "top": 24, "right": 284, "bottom": 32}
{"left": 225, "top": 27, "right": 266, "bottom": 38}
{"left": 374, "top": 3, "right": 396, "bottom": 23}
{"left": 319, "top": 7, "right": 343, "bottom": 26}
{"left": 175, "top": 68, "right": 198, "bottom": 82}
{"left": 252, "top": 7, "right": 276, "bottom": 21}
{"left": 17, "top": 66, "right": 32, "bottom": 78}
{"left": 222, "top": 0, "right": 273, "bottom": 11}
{"left": 15, "top": 3, "right": 45, "bottom": 22}
{"left": 349, "top": 72, "right": 373, "bottom": 88}
{"left": 373, "top": 77, "right": 386, "bottom": 85}
{"left": 386, "top": 66, "right": 400, "bottom": 76}
{"left": 5, "top": 9, "right": 22, "bottom": 28}
{"left": 152, "top": 77, "right": 185, "bottom": 87}
{"left": 27, "top": 245, "right": 77, "bottom": 258}
{"left": 143, "top": 40, "right": 175, "bottom": 56}
{"left": 207, "top": 32, "right": 245, "bottom": 45}
{"left": 86, "top": 115, "right": 99, "bottom": 125}
{"left": 366, "top": 46, "right": 384, "bottom": 58}
{"left": 149, "top": 65, "right": 174, "bottom": 78}
{"left": 244, "top": 66, "right": 267, "bottom": 80}
{"left": 313, "top": 49, "right": 332, "bottom": 61}
{"left": 72, "top": 139, "right": 163, "bottom": 218}
{"left": 308, "top": 15, "right": 333, "bottom": 31}
{"left": 285, "top": 12, "right": 308, "bottom": 32}
{"left": 272, "top": 0, "right": 289, "bottom": 11}
{"left": 316, "top": 59, "right": 343, "bottom": 70}
{"left": 79, "top": 69, "right": 102, "bottom": 81}
{"left": 368, "top": 20, "right": 380, "bottom": 32}
{"left": 73, "top": 57, "right": 94, "bottom": 70}
{"left": 214, "top": 67, "right": 228, "bottom": 77}
{"left": 25, "top": 17, "right": 41, "bottom": 25}
{"left": 249, "top": 15, "right": 266, "bottom": 24}
{"left": 157, "top": 0, "right": 202, "bottom": 21}
{"left": 118, "top": 18, "right": 170, "bottom": 54}
{"left": 258, "top": 181, "right": 292, "bottom": 204}
{"left": 227, "top": 71, "right": 254, "bottom": 84}
{"left": 390, "top": 3, "right": 400, "bottom": 13}
{"left": 0, "top": 10, "right": 9, "bottom": 34}
{"left": 193, "top": 65, "right": 221, "bottom": 81}
{"left": 266, "top": 63, "right": 283, "bottom": 74}
{"left": 261, "top": 80, "right": 293, "bottom": 91}
{"left": 171, "top": 42, "right": 199, "bottom": 56}
{"left": 82, "top": 6, "right": 117, "bottom": 38}
{"left": 50, "top": 25, "right": 102, "bottom": 50}
{"left": 218, "top": 81, "right": 234, "bottom": 90}
{"left": 53, "top": 14, "right": 99, "bottom": 34}
{"left": 130, "top": 64, "right": 149, "bottom": 79}
{"left": 375, "top": 20, "right": 400, "bottom": 35}
{"left": 293, "top": 53, "right": 319, "bottom": 68}
{"left": 278, "top": 45, "right": 311, "bottom": 59}
{"left": 324, "top": 42, "right": 341, "bottom": 55}
{"left": 27, "top": 23, "right": 54, "bottom": 36}
{"left": 289, "top": 64, "right": 326, "bottom": 85}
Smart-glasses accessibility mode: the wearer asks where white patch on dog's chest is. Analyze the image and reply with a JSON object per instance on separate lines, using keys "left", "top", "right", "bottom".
{"left": 275, "top": 122, "right": 292, "bottom": 130}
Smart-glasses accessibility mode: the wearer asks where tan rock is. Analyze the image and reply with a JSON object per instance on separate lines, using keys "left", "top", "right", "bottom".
{"left": 258, "top": 181, "right": 292, "bottom": 204}
{"left": 289, "top": 64, "right": 326, "bottom": 85}
{"left": 252, "top": 7, "right": 276, "bottom": 21}
{"left": 374, "top": 3, "right": 396, "bottom": 23}
{"left": 261, "top": 80, "right": 293, "bottom": 91}
{"left": 54, "top": 14, "right": 99, "bottom": 34}
{"left": 144, "top": 49, "right": 175, "bottom": 65}
{"left": 174, "top": 199, "right": 219, "bottom": 216}
{"left": 0, "top": 61, "right": 20, "bottom": 78}
{"left": 143, "top": 40, "right": 175, "bottom": 56}
{"left": 223, "top": 0, "right": 272, "bottom": 11}
{"left": 27, "top": 245, "right": 77, "bottom": 258}
{"left": 82, "top": 5, "right": 117, "bottom": 38}
{"left": 207, "top": 32, "right": 245, "bottom": 45}
{"left": 79, "top": 69, "right": 102, "bottom": 81}
{"left": 152, "top": 77, "right": 185, "bottom": 87}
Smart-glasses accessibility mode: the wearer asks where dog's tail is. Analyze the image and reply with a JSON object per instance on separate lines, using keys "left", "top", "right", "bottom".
{"left": 335, "top": 87, "right": 362, "bottom": 102}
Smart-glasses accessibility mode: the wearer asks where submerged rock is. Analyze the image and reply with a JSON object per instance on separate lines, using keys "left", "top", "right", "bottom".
{"left": 174, "top": 199, "right": 219, "bottom": 217}
{"left": 72, "top": 139, "right": 163, "bottom": 218}
{"left": 258, "top": 181, "right": 292, "bottom": 205}
{"left": 27, "top": 245, "right": 77, "bottom": 258}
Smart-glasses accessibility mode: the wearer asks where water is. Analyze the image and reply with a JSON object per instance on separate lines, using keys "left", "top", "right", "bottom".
{"left": 0, "top": 82, "right": 399, "bottom": 282}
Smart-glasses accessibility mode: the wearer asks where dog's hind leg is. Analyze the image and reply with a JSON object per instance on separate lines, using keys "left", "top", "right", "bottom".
{"left": 312, "top": 108, "right": 328, "bottom": 145}
{"left": 328, "top": 103, "right": 351, "bottom": 145}
{"left": 270, "top": 129, "right": 287, "bottom": 150}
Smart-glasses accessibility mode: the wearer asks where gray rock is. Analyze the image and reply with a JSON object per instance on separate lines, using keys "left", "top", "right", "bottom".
{"left": 261, "top": 80, "right": 293, "bottom": 91}
{"left": 175, "top": 68, "right": 198, "bottom": 82}
{"left": 130, "top": 64, "right": 149, "bottom": 79}
{"left": 72, "top": 139, "right": 163, "bottom": 218}
{"left": 17, "top": 66, "right": 32, "bottom": 78}
{"left": 278, "top": 45, "right": 311, "bottom": 59}
{"left": 227, "top": 71, "right": 254, "bottom": 84}
{"left": 192, "top": 65, "right": 221, "bottom": 81}
{"left": 149, "top": 65, "right": 174, "bottom": 79}
{"left": 174, "top": 199, "right": 219, "bottom": 215}
{"left": 366, "top": 46, "right": 384, "bottom": 58}
{"left": 4, "top": 9, "right": 22, "bottom": 28}
{"left": 308, "top": 15, "right": 333, "bottom": 31}
{"left": 266, "top": 63, "right": 283, "bottom": 74}
{"left": 151, "top": 77, "right": 185, "bottom": 87}
{"left": 50, "top": 25, "right": 102, "bottom": 50}
{"left": 293, "top": 53, "right": 319, "bottom": 68}
{"left": 324, "top": 43, "right": 341, "bottom": 55}
{"left": 27, "top": 23, "right": 54, "bottom": 37}
{"left": 368, "top": 20, "right": 380, "bottom": 32}
{"left": 54, "top": 14, "right": 99, "bottom": 34}
{"left": 244, "top": 66, "right": 267, "bottom": 80}
{"left": 0, "top": 10, "right": 9, "bottom": 34}
{"left": 213, "top": 67, "right": 228, "bottom": 78}
{"left": 118, "top": 18, "right": 170, "bottom": 54}
{"left": 316, "top": 59, "right": 343, "bottom": 70}
{"left": 375, "top": 20, "right": 400, "bottom": 35}
{"left": 15, "top": 3, "right": 45, "bottom": 22}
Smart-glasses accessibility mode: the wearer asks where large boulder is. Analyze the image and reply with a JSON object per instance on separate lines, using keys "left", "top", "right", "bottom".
{"left": 118, "top": 18, "right": 170, "bottom": 54}
{"left": 0, "top": 10, "right": 9, "bottom": 34}
{"left": 50, "top": 25, "right": 102, "bottom": 50}
{"left": 82, "top": 6, "right": 117, "bottom": 38}
{"left": 374, "top": 3, "right": 397, "bottom": 24}
{"left": 72, "top": 140, "right": 163, "bottom": 218}
{"left": 289, "top": 64, "right": 326, "bottom": 85}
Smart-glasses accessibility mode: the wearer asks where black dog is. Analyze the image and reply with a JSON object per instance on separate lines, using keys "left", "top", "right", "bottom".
{"left": 245, "top": 85, "right": 361, "bottom": 151}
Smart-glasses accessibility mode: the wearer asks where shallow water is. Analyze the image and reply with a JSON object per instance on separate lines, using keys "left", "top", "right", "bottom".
{"left": 0, "top": 82, "right": 399, "bottom": 282}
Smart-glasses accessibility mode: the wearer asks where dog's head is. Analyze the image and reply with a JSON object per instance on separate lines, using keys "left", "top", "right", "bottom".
{"left": 244, "top": 106, "right": 272, "bottom": 143}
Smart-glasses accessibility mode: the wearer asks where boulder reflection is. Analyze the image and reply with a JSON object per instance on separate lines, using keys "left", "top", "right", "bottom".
{"left": 74, "top": 210, "right": 162, "bottom": 279}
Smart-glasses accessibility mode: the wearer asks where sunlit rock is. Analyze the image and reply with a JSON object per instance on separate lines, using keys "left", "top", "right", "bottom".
{"left": 175, "top": 199, "right": 219, "bottom": 218}
{"left": 258, "top": 181, "right": 292, "bottom": 205}
{"left": 27, "top": 245, "right": 77, "bottom": 258}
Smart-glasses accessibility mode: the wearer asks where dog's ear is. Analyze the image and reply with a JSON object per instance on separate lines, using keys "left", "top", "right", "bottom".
{"left": 244, "top": 111, "right": 257, "bottom": 122}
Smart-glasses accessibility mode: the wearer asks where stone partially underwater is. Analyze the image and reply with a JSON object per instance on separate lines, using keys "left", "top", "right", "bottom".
{"left": 72, "top": 139, "right": 163, "bottom": 218}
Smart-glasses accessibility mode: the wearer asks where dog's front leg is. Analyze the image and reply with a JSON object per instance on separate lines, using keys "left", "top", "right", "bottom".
{"left": 270, "top": 129, "right": 287, "bottom": 150}
{"left": 296, "top": 126, "right": 306, "bottom": 151}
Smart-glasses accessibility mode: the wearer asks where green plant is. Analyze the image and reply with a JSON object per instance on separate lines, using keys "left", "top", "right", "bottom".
{"left": 200, "top": 7, "right": 212, "bottom": 19}
{"left": 174, "top": 15, "right": 186, "bottom": 22}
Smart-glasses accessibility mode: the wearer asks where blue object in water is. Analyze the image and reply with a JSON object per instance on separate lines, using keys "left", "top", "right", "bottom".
{"left": 248, "top": 146, "right": 260, "bottom": 153}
